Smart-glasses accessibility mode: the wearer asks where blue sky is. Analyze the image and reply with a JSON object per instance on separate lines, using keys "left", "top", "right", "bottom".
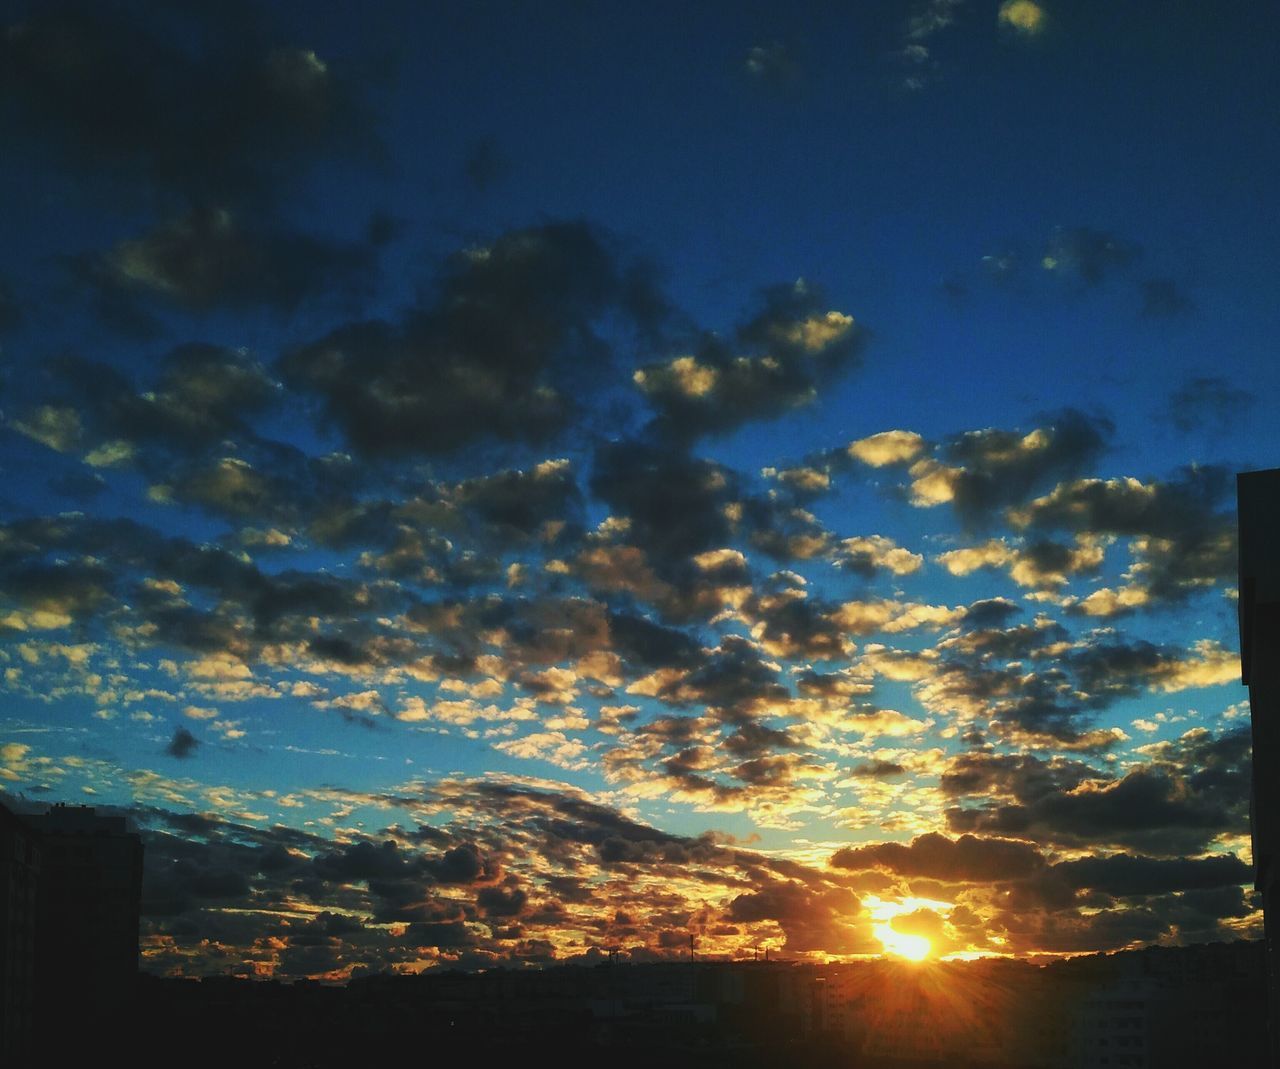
{"left": 0, "top": 0, "right": 1275, "bottom": 975}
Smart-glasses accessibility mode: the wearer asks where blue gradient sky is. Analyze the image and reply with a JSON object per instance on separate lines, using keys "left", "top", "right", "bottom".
{"left": 0, "top": 0, "right": 1275, "bottom": 973}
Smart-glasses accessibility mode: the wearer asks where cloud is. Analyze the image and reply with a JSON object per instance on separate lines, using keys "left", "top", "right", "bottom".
{"left": 998, "top": 1, "right": 1047, "bottom": 36}
{"left": 9, "top": 405, "right": 83, "bottom": 453}
{"left": 1041, "top": 227, "right": 1139, "bottom": 285}
{"left": 283, "top": 222, "right": 663, "bottom": 456}
{"left": 943, "top": 726, "right": 1250, "bottom": 855}
{"left": 834, "top": 536, "right": 924, "bottom": 578}
{"left": 1141, "top": 277, "right": 1193, "bottom": 318}
{"left": 966, "top": 225, "right": 1145, "bottom": 299}
{"left": 165, "top": 727, "right": 201, "bottom": 759}
{"left": 847, "top": 759, "right": 907, "bottom": 779}
{"left": 0, "top": 559, "right": 112, "bottom": 630}
{"left": 831, "top": 832, "right": 1046, "bottom": 883}
{"left": 959, "top": 598, "right": 1022, "bottom": 630}
{"left": 1011, "top": 466, "right": 1236, "bottom": 604}
{"left": 46, "top": 345, "right": 279, "bottom": 461}
{"left": 451, "top": 459, "right": 583, "bottom": 543}
{"left": 910, "top": 621, "right": 1237, "bottom": 751}
{"left": 463, "top": 138, "right": 509, "bottom": 191}
{"left": 0, "top": 276, "right": 22, "bottom": 332}
{"left": 635, "top": 280, "right": 863, "bottom": 441}
{"left": 897, "top": 0, "right": 963, "bottom": 91}
{"left": 847, "top": 430, "right": 927, "bottom": 468}
{"left": 86, "top": 206, "right": 379, "bottom": 314}
{"left": 476, "top": 884, "right": 529, "bottom": 918}
{"left": 937, "top": 535, "right": 1105, "bottom": 590}
{"left": 743, "top": 42, "right": 799, "bottom": 87}
{"left": 587, "top": 442, "right": 740, "bottom": 573}
{"left": 727, "top": 881, "right": 871, "bottom": 954}
{"left": 48, "top": 470, "right": 107, "bottom": 501}
{"left": 1, "top": 4, "right": 375, "bottom": 205}
{"left": 1050, "top": 853, "right": 1251, "bottom": 897}
{"left": 1167, "top": 376, "right": 1253, "bottom": 435}
{"left": 907, "top": 409, "right": 1113, "bottom": 524}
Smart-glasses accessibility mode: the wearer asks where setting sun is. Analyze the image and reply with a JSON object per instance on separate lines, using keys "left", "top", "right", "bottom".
{"left": 865, "top": 895, "right": 953, "bottom": 961}
{"left": 876, "top": 926, "right": 931, "bottom": 961}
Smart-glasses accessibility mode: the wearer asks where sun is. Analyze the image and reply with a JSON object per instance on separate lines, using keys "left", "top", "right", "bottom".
{"left": 864, "top": 894, "right": 950, "bottom": 962}
{"left": 875, "top": 925, "right": 931, "bottom": 962}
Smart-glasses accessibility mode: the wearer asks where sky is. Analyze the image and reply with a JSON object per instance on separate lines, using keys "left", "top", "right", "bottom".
{"left": 0, "top": 0, "right": 1276, "bottom": 978}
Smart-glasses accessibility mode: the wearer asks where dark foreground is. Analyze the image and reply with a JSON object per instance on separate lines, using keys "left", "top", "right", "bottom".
{"left": 17, "top": 941, "right": 1270, "bottom": 1069}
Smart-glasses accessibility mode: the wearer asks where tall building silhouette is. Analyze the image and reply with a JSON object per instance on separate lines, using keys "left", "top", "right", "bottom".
{"left": 26, "top": 804, "right": 144, "bottom": 1033}
{"left": 0, "top": 803, "right": 40, "bottom": 1062}
{"left": 1238, "top": 467, "right": 1280, "bottom": 1066}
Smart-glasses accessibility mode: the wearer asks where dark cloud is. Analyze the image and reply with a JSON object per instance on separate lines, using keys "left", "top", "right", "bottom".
{"left": 1061, "top": 637, "right": 1211, "bottom": 702}
{"left": 928, "top": 629, "right": 1238, "bottom": 749}
{"left": 83, "top": 207, "right": 379, "bottom": 315}
{"left": 831, "top": 832, "right": 1046, "bottom": 883}
{"left": 283, "top": 222, "right": 662, "bottom": 456}
{"left": 452, "top": 461, "right": 583, "bottom": 542}
{"left": 935, "top": 408, "right": 1113, "bottom": 525}
{"left": 1012, "top": 464, "right": 1236, "bottom": 603}
{"left": 585, "top": 441, "right": 833, "bottom": 619}
{"left": 944, "top": 727, "right": 1249, "bottom": 854}
{"left": 740, "top": 589, "right": 851, "bottom": 661}
{"left": 0, "top": 276, "right": 22, "bottom": 332}
{"left": 476, "top": 884, "right": 529, "bottom": 918}
{"left": 920, "top": 643, "right": 1126, "bottom": 751}
{"left": 0, "top": 512, "right": 424, "bottom": 673}
{"left": 463, "top": 138, "right": 509, "bottom": 191}
{"left": 966, "top": 225, "right": 1144, "bottom": 301}
{"left": 727, "top": 881, "right": 869, "bottom": 954}
{"left": 635, "top": 280, "right": 864, "bottom": 441}
{"left": 656, "top": 635, "right": 789, "bottom": 715}
{"left": 313, "top": 840, "right": 412, "bottom": 883}
{"left": 405, "top": 920, "right": 478, "bottom": 950}
{"left": 1051, "top": 853, "right": 1250, "bottom": 897}
{"left": 606, "top": 610, "right": 702, "bottom": 670}
{"left": 743, "top": 42, "right": 800, "bottom": 87}
{"left": 0, "top": 558, "right": 112, "bottom": 626}
{"left": 940, "top": 751, "right": 1098, "bottom": 803}
{"left": 589, "top": 441, "right": 738, "bottom": 566}
{"left": 1141, "top": 277, "right": 1193, "bottom": 318}
{"left": 980, "top": 248, "right": 1022, "bottom": 282}
{"left": 425, "top": 843, "right": 496, "bottom": 885}
{"left": 1167, "top": 376, "right": 1254, "bottom": 435}
{"left": 1042, "top": 227, "right": 1140, "bottom": 285}
{"left": 131, "top": 344, "right": 277, "bottom": 435}
{"left": 165, "top": 727, "right": 200, "bottom": 759}
{"left": 847, "top": 760, "right": 907, "bottom": 778}
{"left": 34, "top": 347, "right": 283, "bottom": 486}
{"left": 960, "top": 598, "right": 1022, "bottom": 630}
{"left": 1, "top": 3, "right": 375, "bottom": 205}
{"left": 47, "top": 470, "right": 107, "bottom": 500}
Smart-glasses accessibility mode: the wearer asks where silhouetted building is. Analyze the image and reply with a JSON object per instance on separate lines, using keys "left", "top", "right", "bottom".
{"left": 27, "top": 804, "right": 143, "bottom": 1030}
{"left": 1073, "top": 976, "right": 1154, "bottom": 1068}
{"left": 0, "top": 802, "right": 40, "bottom": 1062}
{"left": 1238, "top": 467, "right": 1280, "bottom": 1066}
{"left": 129, "top": 946, "right": 1264, "bottom": 1068}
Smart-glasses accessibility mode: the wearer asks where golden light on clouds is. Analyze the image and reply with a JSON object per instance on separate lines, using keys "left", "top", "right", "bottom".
{"left": 999, "top": 0, "right": 1047, "bottom": 35}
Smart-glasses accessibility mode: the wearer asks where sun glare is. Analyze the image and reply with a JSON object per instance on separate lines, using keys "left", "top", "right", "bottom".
{"left": 865, "top": 895, "right": 951, "bottom": 962}
{"left": 876, "top": 925, "right": 931, "bottom": 961}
